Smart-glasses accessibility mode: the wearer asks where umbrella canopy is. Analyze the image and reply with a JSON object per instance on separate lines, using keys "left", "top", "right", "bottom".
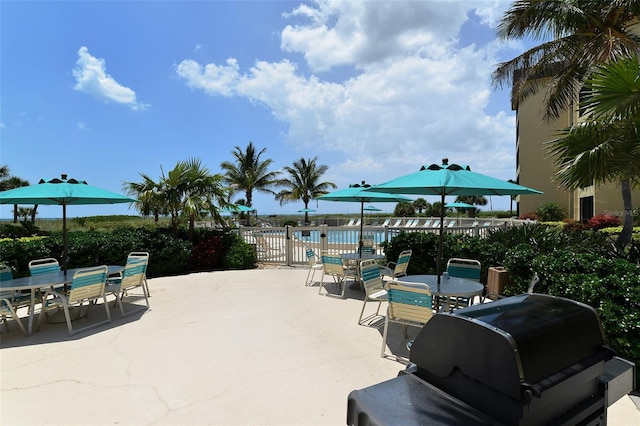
{"left": 362, "top": 205, "right": 382, "bottom": 211}
{"left": 0, "top": 174, "right": 135, "bottom": 272}
{"left": 444, "top": 202, "right": 476, "bottom": 209}
{"left": 220, "top": 204, "right": 255, "bottom": 214}
{"left": 367, "top": 159, "right": 542, "bottom": 282}
{"left": 318, "top": 181, "right": 412, "bottom": 251}
{"left": 298, "top": 208, "right": 316, "bottom": 213}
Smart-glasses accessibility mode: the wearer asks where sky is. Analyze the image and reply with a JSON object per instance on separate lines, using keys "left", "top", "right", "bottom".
{"left": 0, "top": 0, "right": 532, "bottom": 219}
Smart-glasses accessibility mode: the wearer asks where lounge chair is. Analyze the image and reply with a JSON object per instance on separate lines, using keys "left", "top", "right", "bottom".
{"left": 381, "top": 279, "right": 433, "bottom": 360}
{"left": 39, "top": 265, "right": 112, "bottom": 336}
{"left": 345, "top": 218, "right": 356, "bottom": 226}
{"left": 446, "top": 219, "right": 457, "bottom": 228}
{"left": 358, "top": 260, "right": 387, "bottom": 325}
{"left": 431, "top": 220, "right": 441, "bottom": 228}
{"left": 391, "top": 219, "right": 402, "bottom": 227}
{"left": 0, "top": 265, "right": 28, "bottom": 336}
{"left": 319, "top": 251, "right": 356, "bottom": 298}
{"left": 380, "top": 219, "right": 391, "bottom": 227}
{"left": 105, "top": 254, "right": 150, "bottom": 318}
{"left": 421, "top": 219, "right": 432, "bottom": 227}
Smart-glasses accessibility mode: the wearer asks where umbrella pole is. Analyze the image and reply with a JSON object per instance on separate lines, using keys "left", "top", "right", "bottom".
{"left": 358, "top": 200, "right": 364, "bottom": 253}
{"left": 437, "top": 193, "right": 445, "bottom": 286}
{"left": 63, "top": 203, "right": 68, "bottom": 274}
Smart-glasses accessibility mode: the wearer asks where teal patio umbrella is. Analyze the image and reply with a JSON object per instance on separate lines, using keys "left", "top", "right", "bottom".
{"left": 367, "top": 159, "right": 542, "bottom": 282}
{"left": 0, "top": 174, "right": 135, "bottom": 272}
{"left": 298, "top": 207, "right": 316, "bottom": 224}
{"left": 317, "top": 181, "right": 412, "bottom": 252}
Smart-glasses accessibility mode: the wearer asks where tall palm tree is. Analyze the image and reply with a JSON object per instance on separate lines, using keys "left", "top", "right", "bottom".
{"left": 547, "top": 55, "right": 640, "bottom": 246}
{"left": 220, "top": 142, "right": 280, "bottom": 209}
{"left": 275, "top": 157, "right": 336, "bottom": 223}
{"left": 492, "top": 0, "right": 640, "bottom": 121}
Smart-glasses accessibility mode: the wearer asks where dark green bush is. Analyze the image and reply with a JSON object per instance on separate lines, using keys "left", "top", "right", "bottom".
{"left": 536, "top": 202, "right": 566, "bottom": 221}
{"left": 222, "top": 233, "right": 256, "bottom": 269}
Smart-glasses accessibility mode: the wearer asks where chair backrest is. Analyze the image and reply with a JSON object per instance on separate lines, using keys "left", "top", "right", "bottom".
{"left": 447, "top": 220, "right": 457, "bottom": 228}
{"left": 381, "top": 219, "right": 390, "bottom": 227}
{"left": 422, "top": 219, "right": 432, "bottom": 227}
{"left": 0, "top": 265, "right": 13, "bottom": 299}
{"left": 69, "top": 265, "right": 108, "bottom": 303}
{"left": 431, "top": 220, "right": 441, "bottom": 228}
{"left": 446, "top": 258, "right": 481, "bottom": 281}
{"left": 29, "top": 258, "right": 60, "bottom": 276}
{"left": 253, "top": 232, "right": 269, "bottom": 249}
{"left": 305, "top": 246, "right": 319, "bottom": 265}
{"left": 346, "top": 219, "right": 356, "bottom": 226}
{"left": 386, "top": 280, "right": 433, "bottom": 324}
{"left": 360, "top": 237, "right": 375, "bottom": 254}
{"left": 393, "top": 250, "right": 412, "bottom": 277}
{"left": 121, "top": 256, "right": 149, "bottom": 291}
{"left": 321, "top": 251, "right": 345, "bottom": 276}
{"left": 392, "top": 219, "right": 402, "bottom": 227}
{"left": 360, "top": 259, "right": 384, "bottom": 296}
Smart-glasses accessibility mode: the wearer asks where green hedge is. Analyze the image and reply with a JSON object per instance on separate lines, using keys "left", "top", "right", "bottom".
{"left": 0, "top": 226, "right": 256, "bottom": 278}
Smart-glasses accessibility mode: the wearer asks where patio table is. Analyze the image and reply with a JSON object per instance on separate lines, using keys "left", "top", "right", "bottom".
{"left": 341, "top": 252, "right": 386, "bottom": 290}
{"left": 400, "top": 274, "right": 484, "bottom": 312}
{"left": 1, "top": 265, "right": 124, "bottom": 336}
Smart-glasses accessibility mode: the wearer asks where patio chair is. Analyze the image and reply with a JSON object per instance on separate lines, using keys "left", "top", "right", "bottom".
{"left": 379, "top": 250, "right": 412, "bottom": 280}
{"left": 358, "top": 260, "right": 387, "bottom": 325}
{"left": 253, "top": 232, "right": 283, "bottom": 258}
{"left": 381, "top": 279, "right": 433, "bottom": 360}
{"left": 38, "top": 265, "right": 111, "bottom": 336}
{"left": 431, "top": 220, "right": 441, "bottom": 228}
{"left": 391, "top": 219, "right": 402, "bottom": 227}
{"left": 105, "top": 255, "right": 150, "bottom": 318}
{"left": 421, "top": 219, "right": 432, "bottom": 227}
{"left": 346, "top": 218, "right": 356, "bottom": 226}
{"left": 0, "top": 265, "right": 28, "bottom": 336}
{"left": 380, "top": 219, "right": 391, "bottom": 227}
{"left": 319, "top": 251, "right": 356, "bottom": 298}
{"left": 446, "top": 219, "right": 457, "bottom": 228}
{"left": 28, "top": 258, "right": 60, "bottom": 276}
{"left": 304, "top": 246, "right": 323, "bottom": 286}
{"left": 446, "top": 258, "right": 481, "bottom": 309}
{"left": 126, "top": 252, "right": 150, "bottom": 296}
{"left": 360, "top": 237, "right": 375, "bottom": 254}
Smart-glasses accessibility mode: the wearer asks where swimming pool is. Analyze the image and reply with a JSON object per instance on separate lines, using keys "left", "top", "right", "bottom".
{"left": 293, "top": 229, "right": 396, "bottom": 244}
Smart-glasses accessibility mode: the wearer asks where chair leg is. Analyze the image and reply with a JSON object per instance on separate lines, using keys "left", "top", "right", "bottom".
{"left": 358, "top": 299, "right": 368, "bottom": 324}
{"left": 380, "top": 317, "right": 390, "bottom": 358}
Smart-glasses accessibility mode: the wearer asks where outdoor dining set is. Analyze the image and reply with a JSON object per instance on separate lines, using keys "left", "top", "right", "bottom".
{"left": 0, "top": 252, "right": 151, "bottom": 337}
{"left": 305, "top": 245, "right": 485, "bottom": 361}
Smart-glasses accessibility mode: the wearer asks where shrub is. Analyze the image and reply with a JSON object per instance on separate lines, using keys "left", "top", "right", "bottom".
{"left": 587, "top": 214, "right": 620, "bottom": 230}
{"left": 222, "top": 233, "right": 256, "bottom": 269}
{"left": 192, "top": 236, "right": 225, "bottom": 270}
{"left": 536, "top": 202, "right": 566, "bottom": 221}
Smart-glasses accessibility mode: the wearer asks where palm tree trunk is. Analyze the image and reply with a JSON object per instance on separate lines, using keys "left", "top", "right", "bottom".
{"left": 617, "top": 178, "right": 633, "bottom": 247}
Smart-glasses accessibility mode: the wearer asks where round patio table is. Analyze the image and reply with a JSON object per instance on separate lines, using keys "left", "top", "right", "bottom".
{"left": 400, "top": 274, "right": 484, "bottom": 312}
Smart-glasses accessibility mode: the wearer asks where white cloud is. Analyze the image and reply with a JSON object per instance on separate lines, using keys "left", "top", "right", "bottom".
{"left": 72, "top": 46, "right": 149, "bottom": 111}
{"left": 176, "top": 0, "right": 519, "bottom": 193}
{"left": 77, "top": 121, "right": 91, "bottom": 131}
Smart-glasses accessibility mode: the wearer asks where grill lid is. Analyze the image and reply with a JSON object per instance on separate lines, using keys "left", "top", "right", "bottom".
{"left": 409, "top": 294, "right": 613, "bottom": 399}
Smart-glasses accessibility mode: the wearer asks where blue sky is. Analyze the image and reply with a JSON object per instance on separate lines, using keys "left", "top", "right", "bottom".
{"left": 1, "top": 1, "right": 530, "bottom": 219}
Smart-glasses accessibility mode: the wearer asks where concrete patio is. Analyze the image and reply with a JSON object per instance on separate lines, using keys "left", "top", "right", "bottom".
{"left": 1, "top": 267, "right": 638, "bottom": 425}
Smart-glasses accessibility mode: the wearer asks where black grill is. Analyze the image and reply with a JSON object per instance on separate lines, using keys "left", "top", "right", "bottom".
{"left": 347, "top": 294, "right": 630, "bottom": 426}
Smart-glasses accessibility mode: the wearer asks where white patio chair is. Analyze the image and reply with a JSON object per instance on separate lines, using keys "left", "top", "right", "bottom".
{"left": 39, "top": 265, "right": 111, "bottom": 336}
{"left": 446, "top": 258, "right": 481, "bottom": 309}
{"left": 304, "top": 246, "right": 323, "bottom": 286}
{"left": 0, "top": 265, "right": 28, "bottom": 336}
{"left": 358, "top": 259, "right": 387, "bottom": 325}
{"left": 105, "top": 254, "right": 150, "bottom": 318}
{"left": 319, "top": 250, "right": 356, "bottom": 298}
{"left": 253, "top": 232, "right": 284, "bottom": 258}
{"left": 126, "top": 252, "right": 150, "bottom": 296}
{"left": 380, "top": 249, "right": 412, "bottom": 280}
{"left": 28, "top": 258, "right": 60, "bottom": 276}
{"left": 381, "top": 279, "right": 433, "bottom": 360}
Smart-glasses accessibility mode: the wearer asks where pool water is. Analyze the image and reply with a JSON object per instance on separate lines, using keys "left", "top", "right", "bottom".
{"left": 293, "top": 229, "right": 394, "bottom": 244}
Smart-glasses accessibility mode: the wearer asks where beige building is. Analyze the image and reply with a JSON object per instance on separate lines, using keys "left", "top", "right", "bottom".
{"left": 513, "top": 77, "right": 640, "bottom": 221}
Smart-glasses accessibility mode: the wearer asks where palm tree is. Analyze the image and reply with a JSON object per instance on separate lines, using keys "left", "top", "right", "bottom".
{"left": 160, "top": 158, "right": 230, "bottom": 237}
{"left": 123, "top": 173, "right": 166, "bottom": 223}
{"left": 220, "top": 142, "right": 280, "bottom": 210}
{"left": 492, "top": 0, "right": 640, "bottom": 121}
{"left": 412, "top": 198, "right": 429, "bottom": 215}
{"left": 275, "top": 157, "right": 336, "bottom": 223}
{"left": 547, "top": 55, "right": 640, "bottom": 246}
{"left": 0, "top": 166, "right": 32, "bottom": 223}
